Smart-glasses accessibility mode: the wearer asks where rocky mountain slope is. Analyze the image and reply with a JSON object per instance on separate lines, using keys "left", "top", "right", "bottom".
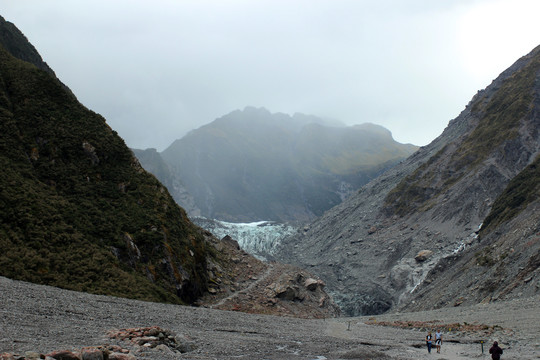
{"left": 155, "top": 107, "right": 417, "bottom": 222}
{"left": 276, "top": 44, "right": 540, "bottom": 316}
{"left": 0, "top": 16, "right": 339, "bottom": 316}
{"left": 401, "top": 154, "right": 540, "bottom": 312}
{"left": 197, "top": 234, "right": 340, "bottom": 318}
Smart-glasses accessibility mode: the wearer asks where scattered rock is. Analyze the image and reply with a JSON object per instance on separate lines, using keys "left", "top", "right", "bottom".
{"left": 109, "top": 353, "right": 137, "bottom": 360}
{"left": 221, "top": 235, "right": 240, "bottom": 250}
{"left": 108, "top": 326, "right": 195, "bottom": 354}
{"left": 47, "top": 350, "right": 80, "bottom": 360}
{"left": 108, "top": 353, "right": 136, "bottom": 360}
{"left": 305, "top": 278, "right": 319, "bottom": 291}
{"left": 153, "top": 344, "right": 173, "bottom": 354}
{"left": 81, "top": 348, "right": 103, "bottom": 360}
{"left": 415, "top": 250, "right": 433, "bottom": 262}
{"left": 0, "top": 333, "right": 164, "bottom": 360}
{"left": 23, "top": 352, "right": 40, "bottom": 360}
{"left": 454, "top": 297, "right": 465, "bottom": 307}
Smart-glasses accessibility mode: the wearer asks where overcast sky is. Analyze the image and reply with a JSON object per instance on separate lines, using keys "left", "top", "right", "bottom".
{"left": 1, "top": 1, "right": 539, "bottom": 150}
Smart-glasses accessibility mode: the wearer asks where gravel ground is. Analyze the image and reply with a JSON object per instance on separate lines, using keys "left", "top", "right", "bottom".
{"left": 1, "top": 276, "right": 538, "bottom": 359}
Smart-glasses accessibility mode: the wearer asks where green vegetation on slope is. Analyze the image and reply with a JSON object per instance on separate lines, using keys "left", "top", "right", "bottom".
{"left": 0, "top": 44, "right": 210, "bottom": 304}
{"left": 457, "top": 51, "right": 540, "bottom": 167}
{"left": 480, "top": 154, "right": 540, "bottom": 235}
{"left": 383, "top": 145, "right": 451, "bottom": 216}
{"left": 383, "top": 46, "right": 540, "bottom": 217}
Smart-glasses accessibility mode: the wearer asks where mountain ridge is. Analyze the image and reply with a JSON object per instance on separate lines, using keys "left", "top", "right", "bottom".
{"left": 275, "top": 44, "right": 540, "bottom": 316}
{"left": 155, "top": 106, "right": 417, "bottom": 222}
{"left": 0, "top": 15, "right": 74, "bottom": 97}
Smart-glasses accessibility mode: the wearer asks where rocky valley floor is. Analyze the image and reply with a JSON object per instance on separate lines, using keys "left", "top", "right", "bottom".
{"left": 1, "top": 276, "right": 539, "bottom": 360}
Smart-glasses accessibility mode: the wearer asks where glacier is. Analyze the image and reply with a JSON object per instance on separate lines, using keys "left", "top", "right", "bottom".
{"left": 193, "top": 217, "right": 297, "bottom": 260}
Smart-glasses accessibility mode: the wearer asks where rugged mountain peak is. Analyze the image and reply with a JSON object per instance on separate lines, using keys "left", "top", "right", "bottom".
{"left": 0, "top": 15, "right": 74, "bottom": 97}
{"left": 276, "top": 44, "right": 540, "bottom": 315}
{"left": 0, "top": 15, "right": 53, "bottom": 75}
{"left": 158, "top": 108, "right": 417, "bottom": 222}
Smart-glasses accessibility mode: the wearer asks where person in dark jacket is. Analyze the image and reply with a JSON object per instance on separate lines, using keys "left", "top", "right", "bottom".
{"left": 489, "top": 341, "right": 503, "bottom": 360}
{"left": 425, "top": 332, "right": 433, "bottom": 353}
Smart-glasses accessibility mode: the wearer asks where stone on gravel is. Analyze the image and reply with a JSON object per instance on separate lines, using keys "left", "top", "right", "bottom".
{"left": 46, "top": 350, "right": 80, "bottom": 360}
{"left": 174, "top": 335, "right": 196, "bottom": 353}
{"left": 305, "top": 278, "right": 319, "bottom": 291}
{"left": 108, "top": 353, "right": 136, "bottom": 360}
{"left": 154, "top": 344, "right": 173, "bottom": 354}
{"left": 81, "top": 348, "right": 104, "bottom": 360}
{"left": 415, "top": 250, "right": 433, "bottom": 262}
{"left": 23, "top": 352, "right": 40, "bottom": 360}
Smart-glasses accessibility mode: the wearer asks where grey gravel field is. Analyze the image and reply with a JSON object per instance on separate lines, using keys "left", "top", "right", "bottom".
{"left": 1, "top": 276, "right": 538, "bottom": 359}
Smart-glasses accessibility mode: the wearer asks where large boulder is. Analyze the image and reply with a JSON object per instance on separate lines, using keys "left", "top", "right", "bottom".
{"left": 415, "top": 250, "right": 434, "bottom": 262}
{"left": 305, "top": 278, "right": 325, "bottom": 291}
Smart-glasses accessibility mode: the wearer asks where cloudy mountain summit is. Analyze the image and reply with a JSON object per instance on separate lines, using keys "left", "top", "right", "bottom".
{"left": 154, "top": 106, "right": 418, "bottom": 222}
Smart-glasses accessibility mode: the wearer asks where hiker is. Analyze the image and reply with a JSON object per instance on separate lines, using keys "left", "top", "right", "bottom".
{"left": 489, "top": 341, "right": 503, "bottom": 360}
{"left": 426, "top": 331, "right": 433, "bottom": 353}
{"left": 435, "top": 329, "right": 442, "bottom": 353}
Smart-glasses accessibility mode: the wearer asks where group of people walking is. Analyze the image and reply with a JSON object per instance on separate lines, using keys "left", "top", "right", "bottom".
{"left": 425, "top": 330, "right": 442, "bottom": 354}
{"left": 425, "top": 330, "right": 503, "bottom": 359}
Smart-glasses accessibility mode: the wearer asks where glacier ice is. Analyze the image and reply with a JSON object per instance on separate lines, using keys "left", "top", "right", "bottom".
{"left": 193, "top": 217, "right": 297, "bottom": 260}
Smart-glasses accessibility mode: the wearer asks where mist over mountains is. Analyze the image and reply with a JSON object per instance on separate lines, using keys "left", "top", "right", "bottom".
{"left": 0, "top": 16, "right": 212, "bottom": 304}
{"left": 1, "top": 12, "right": 539, "bottom": 325}
{"left": 0, "top": 15, "right": 340, "bottom": 316}
{"left": 276, "top": 44, "right": 540, "bottom": 315}
{"left": 137, "top": 107, "right": 418, "bottom": 222}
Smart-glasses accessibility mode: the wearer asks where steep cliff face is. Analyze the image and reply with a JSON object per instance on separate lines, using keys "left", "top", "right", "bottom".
{"left": 0, "top": 22, "right": 212, "bottom": 304}
{"left": 160, "top": 107, "right": 417, "bottom": 222}
{"left": 132, "top": 148, "right": 201, "bottom": 217}
{"left": 0, "top": 15, "right": 74, "bottom": 96}
{"left": 276, "top": 44, "right": 540, "bottom": 315}
{"left": 0, "top": 15, "right": 54, "bottom": 75}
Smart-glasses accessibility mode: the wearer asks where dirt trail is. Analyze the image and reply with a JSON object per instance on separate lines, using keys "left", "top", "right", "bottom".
{"left": 326, "top": 294, "right": 540, "bottom": 360}
{"left": 210, "top": 263, "right": 274, "bottom": 308}
{"left": 326, "top": 320, "right": 485, "bottom": 360}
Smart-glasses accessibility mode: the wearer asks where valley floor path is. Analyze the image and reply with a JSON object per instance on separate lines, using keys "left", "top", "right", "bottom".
{"left": 210, "top": 264, "right": 274, "bottom": 309}
{"left": 1, "top": 276, "right": 539, "bottom": 359}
